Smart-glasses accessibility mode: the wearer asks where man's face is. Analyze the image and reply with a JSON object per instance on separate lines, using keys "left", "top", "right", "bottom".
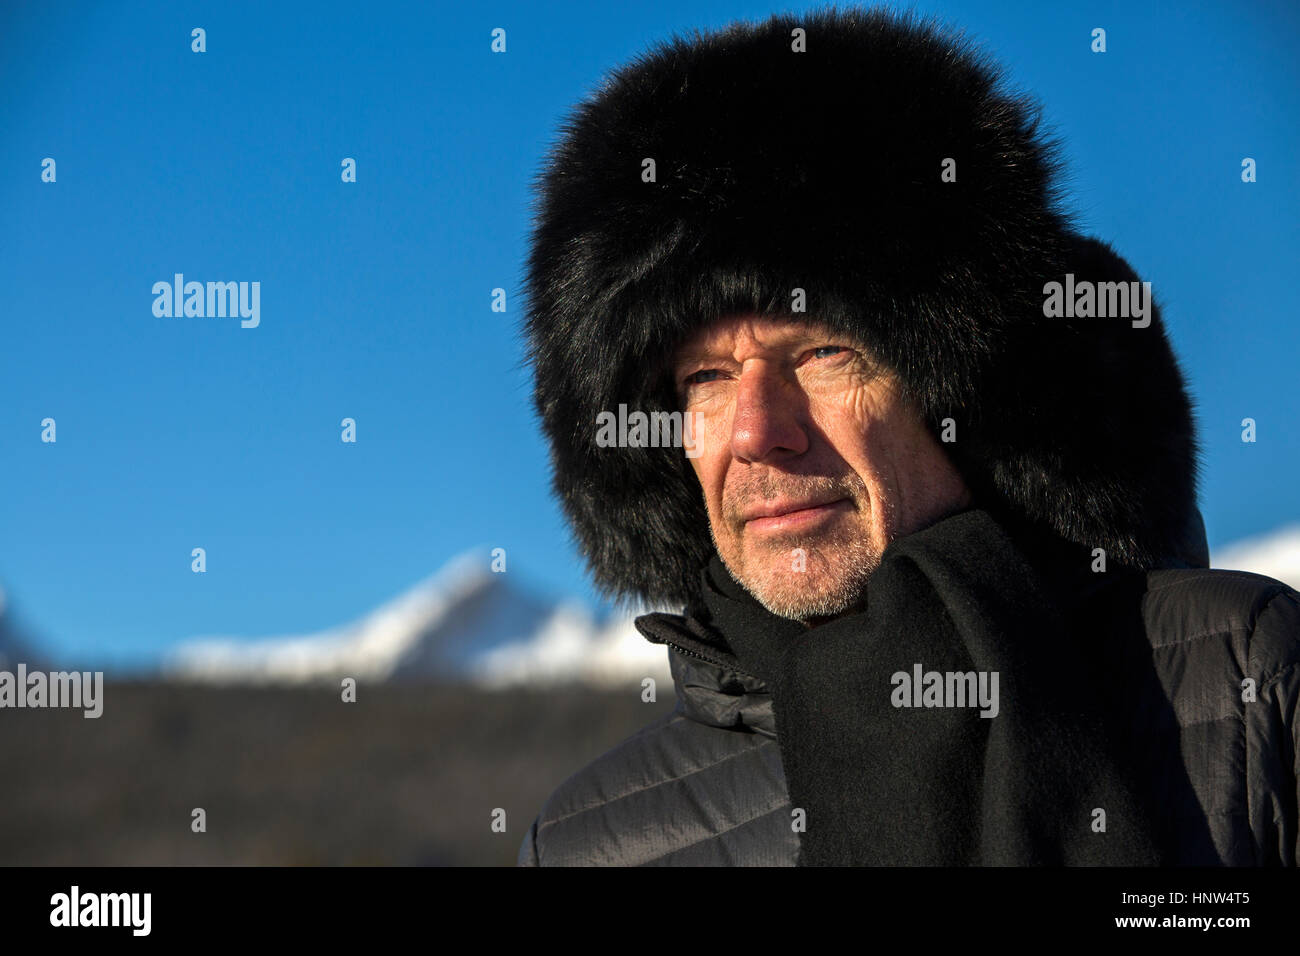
{"left": 673, "top": 315, "right": 972, "bottom": 622}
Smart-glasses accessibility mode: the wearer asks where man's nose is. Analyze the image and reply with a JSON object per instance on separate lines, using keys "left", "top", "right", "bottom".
{"left": 730, "top": 361, "right": 809, "bottom": 463}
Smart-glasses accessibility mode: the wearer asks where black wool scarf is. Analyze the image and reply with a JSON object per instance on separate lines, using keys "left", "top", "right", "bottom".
{"left": 695, "top": 507, "right": 1166, "bottom": 866}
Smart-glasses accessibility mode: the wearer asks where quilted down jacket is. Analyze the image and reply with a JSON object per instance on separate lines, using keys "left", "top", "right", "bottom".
{"left": 518, "top": 563, "right": 1300, "bottom": 866}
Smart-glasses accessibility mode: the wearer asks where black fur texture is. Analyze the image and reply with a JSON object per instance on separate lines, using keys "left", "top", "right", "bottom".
{"left": 522, "top": 5, "right": 1203, "bottom": 610}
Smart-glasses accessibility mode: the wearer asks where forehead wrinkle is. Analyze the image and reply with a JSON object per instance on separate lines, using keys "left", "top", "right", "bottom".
{"left": 676, "top": 316, "right": 840, "bottom": 367}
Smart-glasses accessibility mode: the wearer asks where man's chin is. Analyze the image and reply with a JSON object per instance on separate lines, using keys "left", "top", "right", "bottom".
{"left": 728, "top": 537, "right": 879, "bottom": 621}
{"left": 739, "top": 563, "right": 868, "bottom": 622}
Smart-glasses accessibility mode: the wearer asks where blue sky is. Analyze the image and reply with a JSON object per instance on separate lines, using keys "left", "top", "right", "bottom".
{"left": 2, "top": 0, "right": 1297, "bottom": 670}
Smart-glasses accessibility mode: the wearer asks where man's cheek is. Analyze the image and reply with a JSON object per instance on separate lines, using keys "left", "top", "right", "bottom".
{"left": 682, "top": 410, "right": 704, "bottom": 458}
{"left": 695, "top": 449, "right": 728, "bottom": 516}
{"left": 685, "top": 449, "right": 721, "bottom": 509}
{"left": 690, "top": 410, "right": 729, "bottom": 457}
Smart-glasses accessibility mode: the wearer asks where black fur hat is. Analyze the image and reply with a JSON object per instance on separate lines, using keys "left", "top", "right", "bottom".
{"left": 522, "top": 5, "right": 1204, "bottom": 610}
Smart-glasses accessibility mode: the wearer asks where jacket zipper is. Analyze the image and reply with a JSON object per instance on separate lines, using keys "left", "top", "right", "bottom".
{"left": 636, "top": 612, "right": 766, "bottom": 681}
{"left": 659, "top": 638, "right": 762, "bottom": 682}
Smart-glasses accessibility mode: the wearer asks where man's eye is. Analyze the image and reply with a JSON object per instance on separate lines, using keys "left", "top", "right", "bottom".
{"left": 813, "top": 346, "right": 847, "bottom": 359}
{"left": 685, "top": 369, "right": 724, "bottom": 385}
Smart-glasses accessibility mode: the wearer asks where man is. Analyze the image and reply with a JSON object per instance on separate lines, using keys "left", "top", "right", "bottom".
{"left": 516, "top": 7, "right": 1300, "bottom": 865}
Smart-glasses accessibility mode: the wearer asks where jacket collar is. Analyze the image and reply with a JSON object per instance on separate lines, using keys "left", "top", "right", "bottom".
{"left": 634, "top": 612, "right": 778, "bottom": 738}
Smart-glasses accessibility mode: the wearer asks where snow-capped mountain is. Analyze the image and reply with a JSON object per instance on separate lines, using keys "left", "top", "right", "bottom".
{"left": 161, "top": 551, "right": 674, "bottom": 688}
{"left": 1211, "top": 523, "right": 1300, "bottom": 589}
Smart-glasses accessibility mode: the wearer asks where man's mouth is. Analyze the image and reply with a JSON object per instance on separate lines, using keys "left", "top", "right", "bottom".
{"left": 741, "top": 497, "right": 852, "bottom": 533}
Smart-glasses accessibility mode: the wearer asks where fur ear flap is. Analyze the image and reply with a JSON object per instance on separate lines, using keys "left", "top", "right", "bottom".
{"left": 939, "top": 233, "right": 1202, "bottom": 574}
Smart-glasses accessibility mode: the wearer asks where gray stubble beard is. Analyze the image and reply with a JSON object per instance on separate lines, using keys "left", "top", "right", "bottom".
{"left": 710, "top": 519, "right": 886, "bottom": 623}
